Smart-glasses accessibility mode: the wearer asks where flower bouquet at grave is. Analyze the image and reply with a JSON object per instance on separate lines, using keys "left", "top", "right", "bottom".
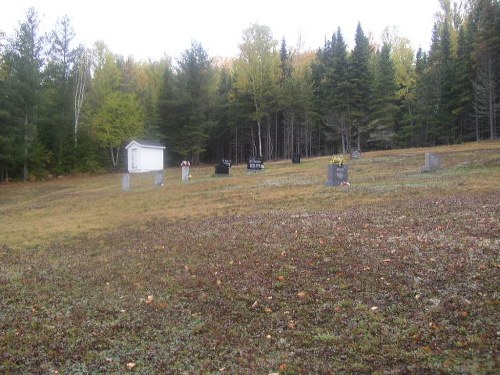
{"left": 330, "top": 155, "right": 345, "bottom": 166}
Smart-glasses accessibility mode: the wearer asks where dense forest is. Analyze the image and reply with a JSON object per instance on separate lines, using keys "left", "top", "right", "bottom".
{"left": 0, "top": 0, "right": 498, "bottom": 181}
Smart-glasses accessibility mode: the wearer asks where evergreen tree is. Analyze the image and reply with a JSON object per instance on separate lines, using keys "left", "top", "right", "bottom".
{"left": 413, "top": 48, "right": 436, "bottom": 146}
{"left": 2, "top": 8, "right": 46, "bottom": 180}
{"left": 471, "top": 0, "right": 499, "bottom": 140}
{"left": 349, "top": 22, "right": 372, "bottom": 150}
{"left": 159, "top": 41, "right": 216, "bottom": 164}
{"left": 208, "top": 65, "right": 239, "bottom": 162}
{"left": 39, "top": 15, "right": 76, "bottom": 172}
{"left": 369, "top": 43, "right": 398, "bottom": 149}
{"left": 453, "top": 24, "right": 475, "bottom": 141}
{"left": 313, "top": 28, "right": 351, "bottom": 154}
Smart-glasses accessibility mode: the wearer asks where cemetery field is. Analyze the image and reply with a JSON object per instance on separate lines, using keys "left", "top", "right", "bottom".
{"left": 0, "top": 142, "right": 499, "bottom": 374}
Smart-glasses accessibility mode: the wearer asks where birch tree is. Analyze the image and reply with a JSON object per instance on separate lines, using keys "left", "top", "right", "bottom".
{"left": 73, "top": 45, "right": 90, "bottom": 146}
{"left": 235, "top": 24, "right": 280, "bottom": 158}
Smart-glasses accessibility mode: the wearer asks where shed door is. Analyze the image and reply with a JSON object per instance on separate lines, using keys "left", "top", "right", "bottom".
{"left": 131, "top": 148, "right": 138, "bottom": 169}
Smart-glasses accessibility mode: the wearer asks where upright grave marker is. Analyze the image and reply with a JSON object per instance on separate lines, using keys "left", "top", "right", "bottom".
{"left": 181, "top": 160, "right": 191, "bottom": 181}
{"left": 350, "top": 150, "right": 361, "bottom": 159}
{"left": 215, "top": 159, "right": 231, "bottom": 176}
{"left": 122, "top": 173, "right": 131, "bottom": 192}
{"left": 247, "top": 157, "right": 264, "bottom": 172}
{"left": 154, "top": 170, "right": 164, "bottom": 186}
{"left": 325, "top": 155, "right": 349, "bottom": 186}
{"left": 421, "top": 153, "right": 442, "bottom": 172}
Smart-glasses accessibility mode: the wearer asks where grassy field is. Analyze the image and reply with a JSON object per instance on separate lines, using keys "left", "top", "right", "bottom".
{"left": 0, "top": 142, "right": 499, "bottom": 374}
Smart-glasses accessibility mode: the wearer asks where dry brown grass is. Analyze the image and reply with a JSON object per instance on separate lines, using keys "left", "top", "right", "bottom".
{"left": 1, "top": 141, "right": 499, "bottom": 249}
{"left": 1, "top": 141, "right": 499, "bottom": 374}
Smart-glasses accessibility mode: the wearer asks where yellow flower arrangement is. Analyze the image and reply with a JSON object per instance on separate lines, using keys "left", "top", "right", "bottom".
{"left": 330, "top": 155, "right": 345, "bottom": 167}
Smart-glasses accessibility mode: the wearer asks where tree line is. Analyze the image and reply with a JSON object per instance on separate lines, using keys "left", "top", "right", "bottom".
{"left": 0, "top": 0, "right": 498, "bottom": 182}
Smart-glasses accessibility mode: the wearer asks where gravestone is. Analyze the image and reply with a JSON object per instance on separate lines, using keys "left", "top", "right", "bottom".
{"left": 215, "top": 164, "right": 230, "bottom": 175}
{"left": 351, "top": 150, "right": 361, "bottom": 159}
{"left": 292, "top": 153, "right": 301, "bottom": 164}
{"left": 247, "top": 157, "right": 263, "bottom": 171}
{"left": 122, "top": 173, "right": 131, "bottom": 192}
{"left": 421, "top": 153, "right": 442, "bottom": 172}
{"left": 181, "top": 166, "right": 190, "bottom": 181}
{"left": 154, "top": 170, "right": 164, "bottom": 186}
{"left": 215, "top": 159, "right": 231, "bottom": 175}
{"left": 180, "top": 160, "right": 191, "bottom": 181}
{"left": 325, "top": 164, "right": 349, "bottom": 186}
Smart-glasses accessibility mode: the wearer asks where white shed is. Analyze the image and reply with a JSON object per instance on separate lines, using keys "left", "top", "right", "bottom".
{"left": 125, "top": 140, "right": 165, "bottom": 173}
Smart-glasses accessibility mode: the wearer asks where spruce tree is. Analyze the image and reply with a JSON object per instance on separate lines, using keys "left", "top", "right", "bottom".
{"left": 349, "top": 22, "right": 372, "bottom": 150}
{"left": 369, "top": 43, "right": 398, "bottom": 149}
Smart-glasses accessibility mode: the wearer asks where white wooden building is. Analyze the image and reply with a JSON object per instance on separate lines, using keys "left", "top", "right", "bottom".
{"left": 125, "top": 140, "right": 165, "bottom": 173}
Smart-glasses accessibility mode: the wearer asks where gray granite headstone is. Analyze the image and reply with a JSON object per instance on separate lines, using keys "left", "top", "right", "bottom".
{"left": 421, "top": 153, "right": 442, "bottom": 172}
{"left": 351, "top": 150, "right": 361, "bottom": 159}
{"left": 325, "top": 164, "right": 349, "bottom": 186}
{"left": 154, "top": 170, "right": 164, "bottom": 186}
{"left": 122, "top": 173, "right": 131, "bottom": 192}
{"left": 182, "top": 166, "right": 190, "bottom": 181}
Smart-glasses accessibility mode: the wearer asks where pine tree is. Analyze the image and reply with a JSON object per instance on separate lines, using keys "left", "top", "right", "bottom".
{"left": 453, "top": 25, "right": 475, "bottom": 141}
{"left": 2, "top": 8, "right": 45, "bottom": 180}
{"left": 159, "top": 41, "right": 216, "bottom": 164}
{"left": 38, "top": 15, "right": 76, "bottom": 172}
{"left": 471, "top": 0, "right": 499, "bottom": 140}
{"left": 369, "top": 43, "right": 398, "bottom": 149}
{"left": 349, "top": 23, "right": 372, "bottom": 150}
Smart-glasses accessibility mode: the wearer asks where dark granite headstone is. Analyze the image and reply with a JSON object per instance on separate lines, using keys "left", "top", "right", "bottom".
{"left": 247, "top": 157, "right": 263, "bottom": 171}
{"left": 215, "top": 164, "right": 230, "bottom": 175}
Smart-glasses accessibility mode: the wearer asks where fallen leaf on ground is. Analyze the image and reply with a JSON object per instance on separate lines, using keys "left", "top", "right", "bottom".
{"left": 126, "top": 362, "right": 136, "bottom": 370}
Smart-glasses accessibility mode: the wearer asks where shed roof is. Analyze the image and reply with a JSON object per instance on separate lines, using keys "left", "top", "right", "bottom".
{"left": 126, "top": 139, "right": 165, "bottom": 149}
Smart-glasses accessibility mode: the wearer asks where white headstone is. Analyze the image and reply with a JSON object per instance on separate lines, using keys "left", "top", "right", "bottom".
{"left": 182, "top": 166, "right": 190, "bottom": 181}
{"left": 421, "top": 153, "right": 442, "bottom": 172}
{"left": 122, "top": 173, "right": 131, "bottom": 192}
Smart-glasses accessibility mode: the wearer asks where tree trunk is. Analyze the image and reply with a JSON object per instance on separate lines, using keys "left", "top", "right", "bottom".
{"left": 256, "top": 119, "right": 263, "bottom": 158}
{"left": 23, "top": 111, "right": 29, "bottom": 182}
{"left": 487, "top": 54, "right": 495, "bottom": 140}
{"left": 110, "top": 145, "right": 120, "bottom": 167}
{"left": 74, "top": 51, "right": 88, "bottom": 148}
